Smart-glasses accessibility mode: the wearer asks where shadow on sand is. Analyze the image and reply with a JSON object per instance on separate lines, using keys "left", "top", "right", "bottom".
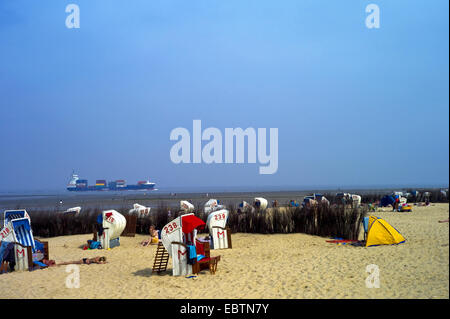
{"left": 133, "top": 268, "right": 171, "bottom": 277}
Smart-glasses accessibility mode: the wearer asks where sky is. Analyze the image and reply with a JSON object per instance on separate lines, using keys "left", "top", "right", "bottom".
{"left": 0, "top": 0, "right": 448, "bottom": 192}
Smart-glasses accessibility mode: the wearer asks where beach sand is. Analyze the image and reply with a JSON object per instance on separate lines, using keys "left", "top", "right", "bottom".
{"left": 0, "top": 203, "right": 448, "bottom": 299}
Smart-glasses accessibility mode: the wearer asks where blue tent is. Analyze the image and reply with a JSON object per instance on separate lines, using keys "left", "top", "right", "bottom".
{"left": 380, "top": 195, "right": 395, "bottom": 207}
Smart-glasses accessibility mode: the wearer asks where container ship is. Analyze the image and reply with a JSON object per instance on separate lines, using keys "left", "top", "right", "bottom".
{"left": 67, "top": 173, "right": 156, "bottom": 192}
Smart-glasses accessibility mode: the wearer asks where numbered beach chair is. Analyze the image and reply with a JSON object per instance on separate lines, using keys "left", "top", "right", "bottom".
{"left": 1, "top": 212, "right": 49, "bottom": 272}
{"left": 204, "top": 199, "right": 225, "bottom": 214}
{"left": 253, "top": 197, "right": 268, "bottom": 210}
{"left": 351, "top": 194, "right": 362, "bottom": 207}
{"left": 129, "top": 203, "right": 151, "bottom": 218}
{"left": 159, "top": 213, "right": 220, "bottom": 276}
{"left": 180, "top": 201, "right": 195, "bottom": 213}
{"left": 94, "top": 210, "right": 127, "bottom": 249}
{"left": 206, "top": 209, "right": 232, "bottom": 249}
{"left": 238, "top": 201, "right": 253, "bottom": 213}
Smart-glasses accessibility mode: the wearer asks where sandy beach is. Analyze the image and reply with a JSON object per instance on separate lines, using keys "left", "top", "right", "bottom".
{"left": 0, "top": 203, "right": 448, "bottom": 299}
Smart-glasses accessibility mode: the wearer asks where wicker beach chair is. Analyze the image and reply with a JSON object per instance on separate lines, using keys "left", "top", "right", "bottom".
{"left": 159, "top": 213, "right": 221, "bottom": 276}
{"left": 1, "top": 217, "right": 49, "bottom": 271}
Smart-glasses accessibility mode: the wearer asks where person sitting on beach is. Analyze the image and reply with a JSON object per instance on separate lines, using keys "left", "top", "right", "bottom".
{"left": 393, "top": 195, "right": 400, "bottom": 212}
{"left": 42, "top": 256, "right": 107, "bottom": 267}
{"left": 0, "top": 241, "right": 16, "bottom": 274}
{"left": 141, "top": 225, "right": 159, "bottom": 246}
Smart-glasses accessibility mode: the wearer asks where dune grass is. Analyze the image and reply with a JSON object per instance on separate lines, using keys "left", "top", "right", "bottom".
{"left": 28, "top": 203, "right": 365, "bottom": 240}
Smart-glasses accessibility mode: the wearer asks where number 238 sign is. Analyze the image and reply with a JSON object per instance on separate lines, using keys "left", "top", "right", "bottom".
{"left": 164, "top": 220, "right": 180, "bottom": 235}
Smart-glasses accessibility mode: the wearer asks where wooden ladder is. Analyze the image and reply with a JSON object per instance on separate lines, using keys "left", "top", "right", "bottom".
{"left": 152, "top": 242, "right": 169, "bottom": 274}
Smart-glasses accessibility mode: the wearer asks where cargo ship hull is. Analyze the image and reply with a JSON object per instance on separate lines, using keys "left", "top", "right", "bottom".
{"left": 67, "top": 185, "right": 156, "bottom": 191}
{"left": 66, "top": 173, "right": 156, "bottom": 192}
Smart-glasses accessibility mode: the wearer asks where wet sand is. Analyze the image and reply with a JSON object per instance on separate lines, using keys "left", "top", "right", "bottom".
{"left": 0, "top": 203, "right": 448, "bottom": 299}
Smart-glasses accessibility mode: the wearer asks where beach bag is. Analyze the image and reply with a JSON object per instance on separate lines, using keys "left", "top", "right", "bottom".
{"left": 88, "top": 240, "right": 102, "bottom": 249}
{"left": 34, "top": 240, "right": 45, "bottom": 252}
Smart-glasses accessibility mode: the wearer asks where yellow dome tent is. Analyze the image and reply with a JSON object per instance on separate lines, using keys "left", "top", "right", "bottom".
{"left": 366, "top": 216, "right": 406, "bottom": 247}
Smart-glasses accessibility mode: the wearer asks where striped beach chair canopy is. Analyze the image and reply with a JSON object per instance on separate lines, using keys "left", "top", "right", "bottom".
{"left": 4, "top": 210, "right": 30, "bottom": 228}
{"left": 11, "top": 217, "right": 35, "bottom": 251}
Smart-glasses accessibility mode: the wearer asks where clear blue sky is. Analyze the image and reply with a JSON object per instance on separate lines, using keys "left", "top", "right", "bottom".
{"left": 0, "top": 0, "right": 448, "bottom": 191}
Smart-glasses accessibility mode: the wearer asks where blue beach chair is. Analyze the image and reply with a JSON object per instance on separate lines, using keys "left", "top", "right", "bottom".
{"left": 3, "top": 210, "right": 30, "bottom": 228}
{"left": 2, "top": 214, "right": 49, "bottom": 271}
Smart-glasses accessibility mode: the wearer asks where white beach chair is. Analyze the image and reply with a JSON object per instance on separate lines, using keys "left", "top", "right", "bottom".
{"left": 254, "top": 198, "right": 268, "bottom": 210}
{"left": 351, "top": 195, "right": 362, "bottom": 207}
{"left": 204, "top": 199, "right": 225, "bottom": 214}
{"left": 206, "top": 209, "right": 231, "bottom": 250}
{"left": 129, "top": 203, "right": 151, "bottom": 218}
{"left": 96, "top": 210, "right": 126, "bottom": 250}
{"left": 180, "top": 200, "right": 195, "bottom": 213}
{"left": 238, "top": 201, "right": 253, "bottom": 213}
{"left": 160, "top": 214, "right": 193, "bottom": 276}
{"left": 158, "top": 213, "right": 219, "bottom": 276}
{"left": 63, "top": 207, "right": 81, "bottom": 214}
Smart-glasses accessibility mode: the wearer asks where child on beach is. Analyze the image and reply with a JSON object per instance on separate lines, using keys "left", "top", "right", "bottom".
{"left": 141, "top": 225, "right": 159, "bottom": 246}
